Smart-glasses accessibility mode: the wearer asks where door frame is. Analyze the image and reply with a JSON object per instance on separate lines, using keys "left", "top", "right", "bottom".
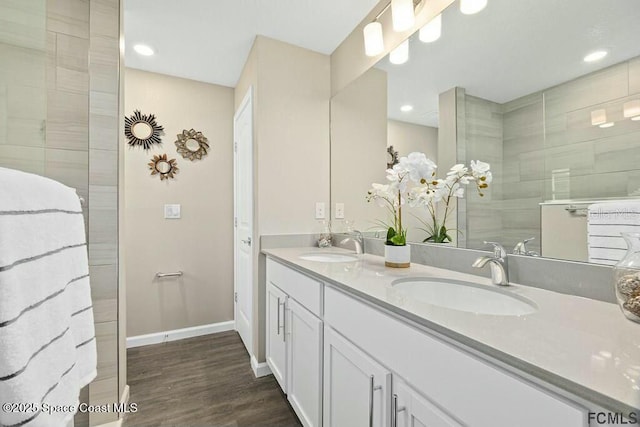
{"left": 233, "top": 86, "right": 254, "bottom": 356}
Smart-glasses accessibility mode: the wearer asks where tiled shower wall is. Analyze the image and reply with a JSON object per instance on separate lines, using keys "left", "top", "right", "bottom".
{"left": 462, "top": 57, "right": 640, "bottom": 255}
{"left": 0, "top": 1, "right": 122, "bottom": 426}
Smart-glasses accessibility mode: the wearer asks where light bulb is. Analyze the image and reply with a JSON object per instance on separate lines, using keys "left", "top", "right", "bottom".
{"left": 363, "top": 22, "right": 384, "bottom": 57}
{"left": 460, "top": 0, "right": 488, "bottom": 15}
{"left": 419, "top": 14, "right": 442, "bottom": 43}
{"left": 389, "top": 40, "right": 409, "bottom": 65}
{"left": 391, "top": 0, "right": 415, "bottom": 32}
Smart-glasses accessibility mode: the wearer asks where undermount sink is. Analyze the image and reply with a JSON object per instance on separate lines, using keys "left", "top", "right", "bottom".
{"left": 391, "top": 278, "right": 537, "bottom": 316}
{"left": 299, "top": 253, "right": 358, "bottom": 263}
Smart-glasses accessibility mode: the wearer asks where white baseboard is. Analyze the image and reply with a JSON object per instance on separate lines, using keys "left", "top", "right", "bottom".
{"left": 126, "top": 320, "right": 235, "bottom": 348}
{"left": 251, "top": 354, "right": 272, "bottom": 378}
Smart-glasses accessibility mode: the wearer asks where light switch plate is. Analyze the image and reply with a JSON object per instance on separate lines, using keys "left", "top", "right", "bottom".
{"left": 315, "top": 202, "right": 325, "bottom": 219}
{"left": 335, "top": 203, "right": 345, "bottom": 219}
{"left": 164, "top": 204, "right": 181, "bottom": 219}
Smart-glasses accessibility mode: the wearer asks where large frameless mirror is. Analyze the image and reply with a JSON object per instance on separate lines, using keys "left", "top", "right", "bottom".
{"left": 330, "top": 0, "right": 640, "bottom": 264}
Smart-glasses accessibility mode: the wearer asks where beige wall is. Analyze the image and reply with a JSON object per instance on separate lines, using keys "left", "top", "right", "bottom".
{"left": 330, "top": 0, "right": 455, "bottom": 96}
{"left": 331, "top": 67, "right": 387, "bottom": 232}
{"left": 387, "top": 119, "right": 437, "bottom": 159}
{"left": 124, "top": 68, "right": 234, "bottom": 337}
{"left": 257, "top": 37, "right": 331, "bottom": 234}
{"left": 235, "top": 36, "right": 331, "bottom": 362}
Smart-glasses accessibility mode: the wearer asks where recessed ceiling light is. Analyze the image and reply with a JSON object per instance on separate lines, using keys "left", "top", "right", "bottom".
{"left": 599, "top": 122, "right": 615, "bottom": 128}
{"left": 134, "top": 44, "right": 154, "bottom": 56}
{"left": 400, "top": 105, "right": 413, "bottom": 112}
{"left": 583, "top": 50, "right": 607, "bottom": 63}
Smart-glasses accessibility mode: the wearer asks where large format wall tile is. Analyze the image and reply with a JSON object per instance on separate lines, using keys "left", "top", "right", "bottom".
{"left": 46, "top": 0, "right": 89, "bottom": 39}
{"left": 46, "top": 89, "right": 89, "bottom": 150}
{"left": 90, "top": 264, "right": 117, "bottom": 323}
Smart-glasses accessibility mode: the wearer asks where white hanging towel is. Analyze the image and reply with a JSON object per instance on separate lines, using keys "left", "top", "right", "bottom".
{"left": 0, "top": 167, "right": 96, "bottom": 427}
{"left": 587, "top": 201, "right": 640, "bottom": 265}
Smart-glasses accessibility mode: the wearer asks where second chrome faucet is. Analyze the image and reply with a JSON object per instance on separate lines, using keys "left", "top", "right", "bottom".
{"left": 472, "top": 241, "right": 510, "bottom": 286}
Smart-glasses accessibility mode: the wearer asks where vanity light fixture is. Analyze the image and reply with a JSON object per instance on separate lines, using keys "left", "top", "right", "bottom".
{"left": 419, "top": 13, "right": 442, "bottom": 43}
{"left": 460, "top": 0, "right": 488, "bottom": 15}
{"left": 363, "top": 21, "right": 384, "bottom": 57}
{"left": 133, "top": 44, "right": 154, "bottom": 56}
{"left": 391, "top": 0, "right": 416, "bottom": 32}
{"left": 591, "top": 109, "right": 607, "bottom": 126}
{"left": 623, "top": 100, "right": 640, "bottom": 120}
{"left": 390, "top": 39, "right": 409, "bottom": 65}
{"left": 599, "top": 122, "right": 615, "bottom": 128}
{"left": 583, "top": 50, "right": 607, "bottom": 63}
{"left": 400, "top": 104, "right": 414, "bottom": 112}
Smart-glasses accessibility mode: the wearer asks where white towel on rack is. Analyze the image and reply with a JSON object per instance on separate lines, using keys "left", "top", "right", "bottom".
{"left": 588, "top": 201, "right": 640, "bottom": 265}
{"left": 0, "top": 167, "right": 96, "bottom": 427}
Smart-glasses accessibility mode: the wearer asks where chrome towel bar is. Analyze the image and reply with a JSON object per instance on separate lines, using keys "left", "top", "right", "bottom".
{"left": 155, "top": 271, "right": 183, "bottom": 278}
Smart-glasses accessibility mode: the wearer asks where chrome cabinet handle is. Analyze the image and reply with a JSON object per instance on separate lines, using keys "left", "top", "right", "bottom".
{"left": 391, "top": 393, "right": 406, "bottom": 427}
{"left": 281, "top": 297, "right": 287, "bottom": 342}
{"left": 368, "top": 375, "right": 382, "bottom": 427}
{"left": 276, "top": 297, "right": 281, "bottom": 335}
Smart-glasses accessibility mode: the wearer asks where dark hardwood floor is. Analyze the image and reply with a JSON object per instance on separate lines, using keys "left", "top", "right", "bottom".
{"left": 125, "top": 331, "right": 302, "bottom": 427}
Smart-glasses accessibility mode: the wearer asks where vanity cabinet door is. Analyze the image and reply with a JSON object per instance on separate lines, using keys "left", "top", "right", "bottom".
{"left": 393, "top": 378, "right": 461, "bottom": 427}
{"left": 286, "top": 298, "right": 322, "bottom": 427}
{"left": 266, "top": 283, "right": 287, "bottom": 392}
{"left": 323, "top": 326, "right": 391, "bottom": 427}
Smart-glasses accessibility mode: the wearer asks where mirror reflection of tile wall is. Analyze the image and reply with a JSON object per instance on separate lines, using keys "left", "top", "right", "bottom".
{"left": 0, "top": 1, "right": 46, "bottom": 174}
{"left": 463, "top": 57, "right": 640, "bottom": 257}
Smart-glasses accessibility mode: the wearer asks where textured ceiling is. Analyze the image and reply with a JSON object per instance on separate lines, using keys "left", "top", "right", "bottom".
{"left": 124, "top": 0, "right": 380, "bottom": 87}
{"left": 376, "top": 0, "right": 640, "bottom": 127}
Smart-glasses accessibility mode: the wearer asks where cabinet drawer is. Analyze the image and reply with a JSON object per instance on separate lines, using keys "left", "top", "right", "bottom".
{"left": 324, "top": 286, "right": 586, "bottom": 427}
{"left": 267, "top": 258, "right": 322, "bottom": 317}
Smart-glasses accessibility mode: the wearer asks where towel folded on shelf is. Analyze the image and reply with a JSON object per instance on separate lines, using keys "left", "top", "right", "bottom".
{"left": 0, "top": 167, "right": 96, "bottom": 427}
{"left": 588, "top": 201, "right": 640, "bottom": 265}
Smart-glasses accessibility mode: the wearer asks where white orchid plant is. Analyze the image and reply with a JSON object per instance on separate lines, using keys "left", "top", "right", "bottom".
{"left": 367, "top": 152, "right": 492, "bottom": 245}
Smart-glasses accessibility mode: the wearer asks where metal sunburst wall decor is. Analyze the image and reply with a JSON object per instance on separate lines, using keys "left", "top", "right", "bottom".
{"left": 125, "top": 110, "right": 165, "bottom": 149}
{"left": 149, "top": 154, "right": 178, "bottom": 181}
{"left": 175, "top": 128, "right": 209, "bottom": 161}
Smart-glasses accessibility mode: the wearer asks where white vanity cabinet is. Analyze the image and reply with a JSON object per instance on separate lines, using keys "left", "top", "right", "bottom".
{"left": 392, "top": 377, "right": 461, "bottom": 427}
{"left": 266, "top": 282, "right": 287, "bottom": 391}
{"left": 323, "top": 326, "right": 391, "bottom": 427}
{"left": 324, "top": 286, "right": 587, "bottom": 427}
{"left": 266, "top": 259, "right": 323, "bottom": 427}
{"left": 265, "top": 256, "right": 590, "bottom": 427}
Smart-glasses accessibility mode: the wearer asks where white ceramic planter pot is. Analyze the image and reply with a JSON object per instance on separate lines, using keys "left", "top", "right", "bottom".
{"left": 385, "top": 244, "right": 411, "bottom": 268}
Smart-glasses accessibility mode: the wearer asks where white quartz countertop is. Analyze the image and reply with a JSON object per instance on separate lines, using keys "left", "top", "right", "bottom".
{"left": 262, "top": 246, "right": 640, "bottom": 414}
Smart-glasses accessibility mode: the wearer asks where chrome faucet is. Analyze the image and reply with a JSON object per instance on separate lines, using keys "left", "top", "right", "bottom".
{"left": 512, "top": 237, "right": 540, "bottom": 257}
{"left": 340, "top": 230, "right": 364, "bottom": 255}
{"left": 472, "top": 241, "right": 510, "bottom": 286}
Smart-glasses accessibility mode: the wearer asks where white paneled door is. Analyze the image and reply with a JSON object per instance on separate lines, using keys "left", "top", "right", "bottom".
{"left": 234, "top": 87, "right": 254, "bottom": 355}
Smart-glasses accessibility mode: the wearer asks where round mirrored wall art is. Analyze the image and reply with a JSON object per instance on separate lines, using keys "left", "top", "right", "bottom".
{"left": 125, "top": 110, "right": 165, "bottom": 150}
{"left": 175, "top": 128, "right": 209, "bottom": 161}
{"left": 148, "top": 154, "right": 178, "bottom": 180}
